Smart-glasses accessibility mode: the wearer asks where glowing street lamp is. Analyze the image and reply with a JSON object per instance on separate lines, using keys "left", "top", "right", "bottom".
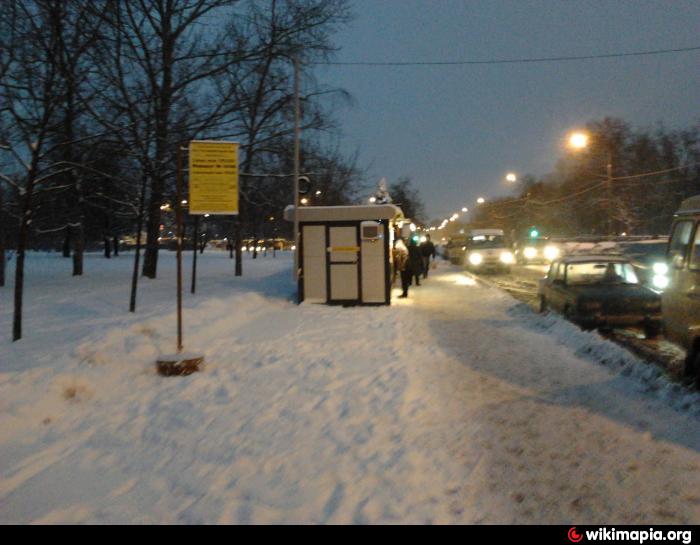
{"left": 568, "top": 131, "right": 589, "bottom": 150}
{"left": 369, "top": 196, "right": 377, "bottom": 204}
{"left": 461, "top": 207, "right": 468, "bottom": 212}
{"left": 300, "top": 197, "right": 309, "bottom": 205}
{"left": 477, "top": 197, "right": 485, "bottom": 204}
{"left": 506, "top": 172, "right": 517, "bottom": 183}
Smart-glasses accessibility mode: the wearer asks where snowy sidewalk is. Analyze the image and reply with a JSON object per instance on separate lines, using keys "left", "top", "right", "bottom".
{"left": 1, "top": 254, "right": 699, "bottom": 523}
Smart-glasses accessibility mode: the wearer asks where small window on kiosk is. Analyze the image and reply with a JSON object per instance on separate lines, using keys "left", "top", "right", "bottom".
{"left": 362, "top": 225, "right": 379, "bottom": 239}
{"left": 668, "top": 220, "right": 694, "bottom": 268}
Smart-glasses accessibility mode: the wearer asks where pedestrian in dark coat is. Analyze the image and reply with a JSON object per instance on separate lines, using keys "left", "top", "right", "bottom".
{"left": 407, "top": 237, "right": 423, "bottom": 286}
{"left": 420, "top": 234, "right": 436, "bottom": 278}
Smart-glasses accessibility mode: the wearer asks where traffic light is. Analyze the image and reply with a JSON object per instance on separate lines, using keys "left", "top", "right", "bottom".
{"left": 529, "top": 228, "right": 540, "bottom": 238}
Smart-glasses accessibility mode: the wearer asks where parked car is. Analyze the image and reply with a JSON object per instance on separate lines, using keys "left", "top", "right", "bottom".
{"left": 464, "top": 229, "right": 513, "bottom": 273}
{"left": 538, "top": 254, "right": 662, "bottom": 338}
{"left": 662, "top": 194, "right": 700, "bottom": 380}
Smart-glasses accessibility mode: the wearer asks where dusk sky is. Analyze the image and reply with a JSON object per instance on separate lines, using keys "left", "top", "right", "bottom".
{"left": 317, "top": 0, "right": 700, "bottom": 221}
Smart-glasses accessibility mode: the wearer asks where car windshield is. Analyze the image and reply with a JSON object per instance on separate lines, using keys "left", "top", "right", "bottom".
{"left": 565, "top": 262, "right": 639, "bottom": 286}
{"left": 469, "top": 235, "right": 505, "bottom": 249}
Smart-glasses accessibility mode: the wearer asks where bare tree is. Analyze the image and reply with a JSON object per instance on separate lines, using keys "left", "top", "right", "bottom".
{"left": 87, "top": 0, "right": 253, "bottom": 279}
{"left": 0, "top": 1, "right": 73, "bottom": 340}
{"left": 224, "top": 0, "right": 351, "bottom": 271}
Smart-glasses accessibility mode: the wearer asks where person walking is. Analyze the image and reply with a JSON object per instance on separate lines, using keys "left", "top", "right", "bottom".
{"left": 393, "top": 237, "right": 410, "bottom": 298}
{"left": 408, "top": 237, "right": 423, "bottom": 286}
{"left": 420, "top": 234, "right": 436, "bottom": 279}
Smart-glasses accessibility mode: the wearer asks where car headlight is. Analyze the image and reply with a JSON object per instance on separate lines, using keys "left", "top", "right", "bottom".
{"left": 544, "top": 245, "right": 560, "bottom": 261}
{"left": 500, "top": 251, "right": 514, "bottom": 264}
{"left": 652, "top": 262, "right": 668, "bottom": 275}
{"left": 469, "top": 252, "right": 483, "bottom": 266}
{"left": 652, "top": 274, "right": 669, "bottom": 290}
{"left": 241, "top": 246, "right": 248, "bottom": 252}
{"left": 523, "top": 247, "right": 537, "bottom": 259}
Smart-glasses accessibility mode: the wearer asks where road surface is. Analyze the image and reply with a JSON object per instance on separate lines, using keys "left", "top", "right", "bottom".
{"left": 391, "top": 264, "right": 700, "bottom": 523}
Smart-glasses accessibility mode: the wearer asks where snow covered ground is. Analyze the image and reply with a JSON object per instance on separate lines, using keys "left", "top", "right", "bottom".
{"left": 1, "top": 251, "right": 699, "bottom": 524}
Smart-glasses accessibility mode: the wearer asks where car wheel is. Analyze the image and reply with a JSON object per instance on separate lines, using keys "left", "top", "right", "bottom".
{"left": 539, "top": 296, "right": 548, "bottom": 313}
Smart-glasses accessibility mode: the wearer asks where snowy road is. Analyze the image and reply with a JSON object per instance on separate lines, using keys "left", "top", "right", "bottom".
{"left": 1, "top": 253, "right": 699, "bottom": 523}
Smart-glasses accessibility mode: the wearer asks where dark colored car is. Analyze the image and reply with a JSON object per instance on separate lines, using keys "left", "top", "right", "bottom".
{"left": 538, "top": 255, "right": 662, "bottom": 338}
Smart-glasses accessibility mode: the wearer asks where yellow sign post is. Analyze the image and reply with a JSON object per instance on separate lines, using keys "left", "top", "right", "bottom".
{"left": 188, "top": 140, "right": 239, "bottom": 215}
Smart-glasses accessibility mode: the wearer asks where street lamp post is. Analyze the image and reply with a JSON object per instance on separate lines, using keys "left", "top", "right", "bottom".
{"left": 567, "top": 130, "right": 614, "bottom": 236}
{"left": 293, "top": 56, "right": 301, "bottom": 286}
{"left": 605, "top": 148, "right": 613, "bottom": 236}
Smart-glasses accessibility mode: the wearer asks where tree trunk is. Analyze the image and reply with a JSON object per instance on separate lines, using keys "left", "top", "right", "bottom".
{"left": 72, "top": 224, "right": 84, "bottom": 276}
{"left": 234, "top": 217, "right": 242, "bottom": 275}
{"left": 0, "top": 230, "right": 5, "bottom": 288}
{"left": 142, "top": 21, "right": 174, "bottom": 280}
{"left": 113, "top": 236, "right": 119, "bottom": 256}
{"left": 142, "top": 190, "right": 162, "bottom": 279}
{"left": 13, "top": 220, "right": 27, "bottom": 341}
{"left": 0, "top": 193, "right": 5, "bottom": 287}
{"left": 13, "top": 175, "right": 36, "bottom": 341}
{"left": 129, "top": 174, "right": 148, "bottom": 312}
{"left": 62, "top": 225, "right": 71, "bottom": 257}
{"left": 104, "top": 236, "right": 111, "bottom": 258}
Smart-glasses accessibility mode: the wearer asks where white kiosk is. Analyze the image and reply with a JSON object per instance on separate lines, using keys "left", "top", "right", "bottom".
{"left": 284, "top": 204, "right": 404, "bottom": 305}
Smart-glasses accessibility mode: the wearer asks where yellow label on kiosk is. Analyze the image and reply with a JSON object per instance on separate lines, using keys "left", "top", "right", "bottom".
{"left": 329, "top": 246, "right": 360, "bottom": 252}
{"left": 189, "top": 140, "right": 239, "bottom": 215}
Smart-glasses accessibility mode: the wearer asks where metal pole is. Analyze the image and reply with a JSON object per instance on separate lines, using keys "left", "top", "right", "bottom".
{"left": 293, "top": 56, "right": 301, "bottom": 286}
{"left": 176, "top": 144, "right": 184, "bottom": 352}
{"left": 606, "top": 148, "right": 613, "bottom": 237}
{"left": 191, "top": 214, "right": 199, "bottom": 294}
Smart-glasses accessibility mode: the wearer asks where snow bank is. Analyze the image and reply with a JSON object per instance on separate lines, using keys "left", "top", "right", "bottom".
{"left": 508, "top": 302, "right": 700, "bottom": 417}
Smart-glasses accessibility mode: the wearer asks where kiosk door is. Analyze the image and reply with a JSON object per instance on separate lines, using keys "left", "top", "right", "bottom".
{"left": 328, "top": 225, "right": 359, "bottom": 302}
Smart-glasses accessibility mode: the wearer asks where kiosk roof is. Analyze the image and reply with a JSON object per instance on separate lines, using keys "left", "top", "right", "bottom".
{"left": 284, "top": 204, "right": 404, "bottom": 223}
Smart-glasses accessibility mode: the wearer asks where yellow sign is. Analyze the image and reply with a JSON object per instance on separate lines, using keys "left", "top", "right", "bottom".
{"left": 329, "top": 246, "right": 360, "bottom": 252}
{"left": 189, "top": 140, "right": 239, "bottom": 215}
